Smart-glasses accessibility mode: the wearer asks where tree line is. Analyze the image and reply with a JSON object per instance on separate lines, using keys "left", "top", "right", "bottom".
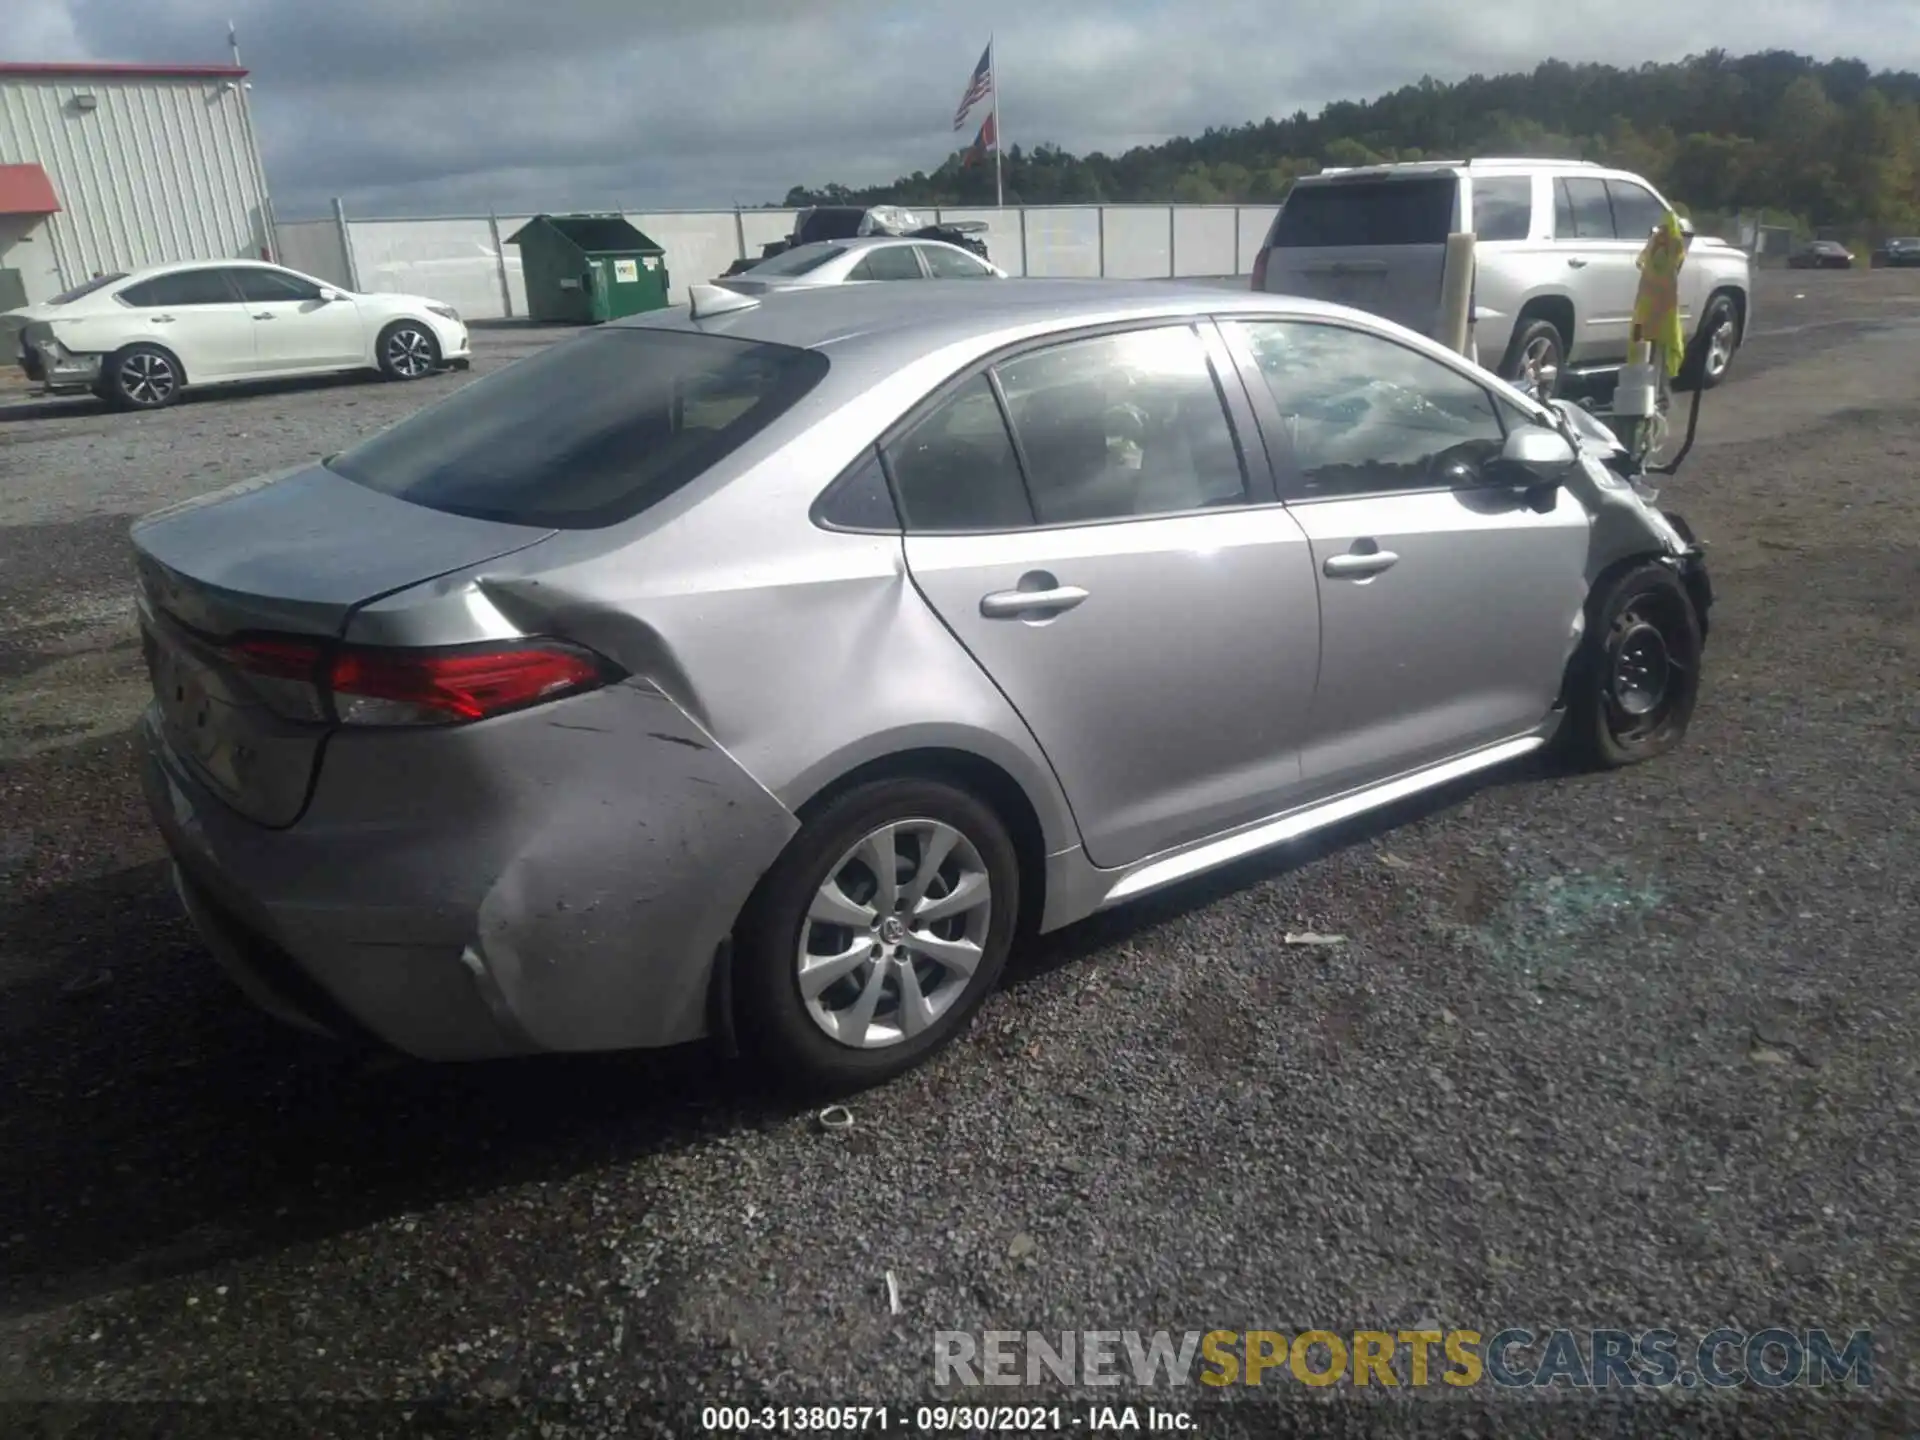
{"left": 780, "top": 50, "right": 1920, "bottom": 238}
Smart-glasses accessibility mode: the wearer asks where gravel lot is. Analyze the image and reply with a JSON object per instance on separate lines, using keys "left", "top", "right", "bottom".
{"left": 1, "top": 272, "right": 1917, "bottom": 1435}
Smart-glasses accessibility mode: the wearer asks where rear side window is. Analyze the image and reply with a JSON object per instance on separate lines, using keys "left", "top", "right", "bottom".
{"left": 1605, "top": 180, "right": 1666, "bottom": 240}
{"left": 1558, "top": 178, "right": 1616, "bottom": 239}
{"left": 1269, "top": 177, "right": 1456, "bottom": 248}
{"left": 1471, "top": 177, "right": 1534, "bottom": 241}
{"left": 850, "top": 247, "right": 924, "bottom": 281}
{"left": 120, "top": 269, "right": 239, "bottom": 307}
{"left": 884, "top": 376, "right": 1032, "bottom": 531}
{"left": 327, "top": 330, "right": 829, "bottom": 530}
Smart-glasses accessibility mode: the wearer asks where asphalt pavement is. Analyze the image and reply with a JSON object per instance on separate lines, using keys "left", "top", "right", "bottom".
{"left": 1, "top": 270, "right": 1917, "bottom": 1435}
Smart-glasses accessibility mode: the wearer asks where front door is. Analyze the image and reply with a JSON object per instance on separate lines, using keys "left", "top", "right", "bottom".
{"left": 896, "top": 323, "right": 1322, "bottom": 869}
{"left": 228, "top": 266, "right": 364, "bottom": 370}
{"left": 1226, "top": 317, "right": 1591, "bottom": 796}
{"left": 1554, "top": 175, "right": 1642, "bottom": 364}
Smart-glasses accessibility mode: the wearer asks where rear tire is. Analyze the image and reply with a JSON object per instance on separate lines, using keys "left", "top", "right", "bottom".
{"left": 376, "top": 320, "right": 440, "bottom": 381}
{"left": 731, "top": 778, "right": 1019, "bottom": 1094}
{"left": 1560, "top": 560, "right": 1703, "bottom": 770}
{"left": 1499, "top": 317, "right": 1566, "bottom": 403}
{"left": 104, "top": 343, "right": 183, "bottom": 411}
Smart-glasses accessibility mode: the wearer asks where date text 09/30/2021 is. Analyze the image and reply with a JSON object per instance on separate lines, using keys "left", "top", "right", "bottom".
{"left": 701, "top": 1406, "right": 1192, "bottom": 1433}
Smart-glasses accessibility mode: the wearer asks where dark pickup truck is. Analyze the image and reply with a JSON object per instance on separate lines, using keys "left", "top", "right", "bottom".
{"left": 723, "top": 205, "right": 990, "bottom": 277}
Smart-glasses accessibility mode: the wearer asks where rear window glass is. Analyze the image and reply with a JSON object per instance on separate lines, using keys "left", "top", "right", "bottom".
{"left": 326, "top": 330, "right": 829, "bottom": 530}
{"left": 1269, "top": 177, "right": 1456, "bottom": 248}
{"left": 748, "top": 244, "right": 843, "bottom": 277}
{"left": 47, "top": 272, "right": 126, "bottom": 305}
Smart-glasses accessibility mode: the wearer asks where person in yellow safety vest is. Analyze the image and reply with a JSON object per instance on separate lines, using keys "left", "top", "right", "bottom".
{"left": 1632, "top": 210, "right": 1689, "bottom": 377}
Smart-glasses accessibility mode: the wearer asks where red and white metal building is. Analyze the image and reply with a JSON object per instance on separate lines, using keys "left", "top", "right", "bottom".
{"left": 0, "top": 61, "right": 275, "bottom": 307}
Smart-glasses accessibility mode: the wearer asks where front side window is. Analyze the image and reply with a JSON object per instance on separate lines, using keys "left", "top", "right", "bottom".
{"left": 1471, "top": 176, "right": 1534, "bottom": 242}
{"left": 1558, "top": 178, "right": 1616, "bottom": 240}
{"left": 1605, "top": 180, "right": 1667, "bottom": 241}
{"left": 327, "top": 330, "right": 828, "bottom": 529}
{"left": 230, "top": 267, "right": 324, "bottom": 303}
{"left": 849, "top": 246, "right": 924, "bottom": 281}
{"left": 120, "top": 269, "right": 239, "bottom": 307}
{"left": 884, "top": 375, "right": 1032, "bottom": 532}
{"left": 1231, "top": 320, "right": 1507, "bottom": 498}
{"left": 995, "top": 326, "right": 1247, "bottom": 524}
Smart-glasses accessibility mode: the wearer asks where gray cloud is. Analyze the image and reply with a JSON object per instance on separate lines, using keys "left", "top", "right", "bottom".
{"left": 11, "top": 0, "right": 1918, "bottom": 217}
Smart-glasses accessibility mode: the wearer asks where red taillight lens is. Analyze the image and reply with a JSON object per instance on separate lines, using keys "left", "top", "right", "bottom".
{"left": 223, "top": 635, "right": 616, "bottom": 726}
{"left": 329, "top": 643, "right": 610, "bottom": 724}
{"left": 1251, "top": 246, "right": 1270, "bottom": 291}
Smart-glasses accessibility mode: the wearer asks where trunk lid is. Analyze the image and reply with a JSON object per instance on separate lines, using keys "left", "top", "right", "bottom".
{"left": 1259, "top": 171, "right": 1459, "bottom": 340}
{"left": 133, "top": 463, "right": 555, "bottom": 827}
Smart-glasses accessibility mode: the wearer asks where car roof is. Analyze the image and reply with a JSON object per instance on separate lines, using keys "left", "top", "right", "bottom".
{"left": 107, "top": 257, "right": 290, "bottom": 286}
{"left": 618, "top": 278, "right": 1377, "bottom": 365}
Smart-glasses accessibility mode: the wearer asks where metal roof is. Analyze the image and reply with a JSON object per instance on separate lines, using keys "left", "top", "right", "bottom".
{"left": 0, "top": 61, "right": 249, "bottom": 81}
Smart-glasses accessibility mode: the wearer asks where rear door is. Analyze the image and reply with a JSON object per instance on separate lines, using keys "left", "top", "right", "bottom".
{"left": 1224, "top": 316, "right": 1590, "bottom": 796}
{"left": 230, "top": 266, "right": 365, "bottom": 371}
{"left": 1259, "top": 172, "right": 1458, "bottom": 340}
{"left": 897, "top": 322, "right": 1323, "bottom": 868}
{"left": 117, "top": 268, "right": 256, "bottom": 378}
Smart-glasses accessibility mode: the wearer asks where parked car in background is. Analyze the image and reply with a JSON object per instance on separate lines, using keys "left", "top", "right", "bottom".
{"left": 1871, "top": 237, "right": 1920, "bottom": 268}
{"left": 717, "top": 236, "right": 1005, "bottom": 292}
{"left": 1252, "top": 158, "right": 1752, "bottom": 401}
{"left": 130, "top": 279, "right": 1712, "bottom": 1089}
{"left": 722, "top": 204, "right": 993, "bottom": 277}
{"left": 1788, "top": 240, "right": 1855, "bottom": 270}
{"left": 10, "top": 260, "right": 470, "bottom": 410}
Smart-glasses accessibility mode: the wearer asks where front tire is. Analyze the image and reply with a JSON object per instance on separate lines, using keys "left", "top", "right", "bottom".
{"left": 1680, "top": 293, "right": 1741, "bottom": 391}
{"left": 1561, "top": 560, "right": 1703, "bottom": 770}
{"left": 1499, "top": 317, "right": 1566, "bottom": 403}
{"left": 105, "top": 343, "right": 183, "bottom": 410}
{"left": 731, "top": 778, "right": 1020, "bottom": 1093}
{"left": 376, "top": 320, "right": 440, "bottom": 381}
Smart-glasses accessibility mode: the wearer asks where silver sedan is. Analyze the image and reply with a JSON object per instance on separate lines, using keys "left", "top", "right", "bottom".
{"left": 719, "top": 235, "right": 1006, "bottom": 294}
{"left": 131, "top": 279, "right": 1712, "bottom": 1090}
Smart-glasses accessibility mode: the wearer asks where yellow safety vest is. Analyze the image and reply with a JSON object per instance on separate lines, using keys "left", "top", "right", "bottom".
{"left": 1632, "top": 211, "right": 1688, "bottom": 377}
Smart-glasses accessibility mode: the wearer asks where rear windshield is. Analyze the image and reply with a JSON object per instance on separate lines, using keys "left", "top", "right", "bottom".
{"left": 326, "top": 329, "right": 829, "bottom": 529}
{"left": 47, "top": 272, "right": 127, "bottom": 304}
{"left": 1269, "top": 177, "right": 1457, "bottom": 248}
{"left": 748, "top": 243, "right": 844, "bottom": 276}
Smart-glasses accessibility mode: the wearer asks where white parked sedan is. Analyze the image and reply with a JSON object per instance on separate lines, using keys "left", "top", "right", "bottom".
{"left": 716, "top": 236, "right": 1007, "bottom": 295}
{"left": 10, "top": 260, "right": 472, "bottom": 410}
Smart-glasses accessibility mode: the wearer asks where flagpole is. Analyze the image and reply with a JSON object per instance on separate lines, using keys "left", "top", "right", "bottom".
{"left": 991, "top": 35, "right": 1003, "bottom": 207}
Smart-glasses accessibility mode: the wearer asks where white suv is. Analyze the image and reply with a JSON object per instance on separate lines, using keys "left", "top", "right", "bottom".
{"left": 1252, "top": 158, "right": 1752, "bottom": 400}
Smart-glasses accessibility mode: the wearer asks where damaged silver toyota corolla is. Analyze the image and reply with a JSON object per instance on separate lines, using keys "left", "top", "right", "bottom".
{"left": 131, "top": 279, "right": 1712, "bottom": 1090}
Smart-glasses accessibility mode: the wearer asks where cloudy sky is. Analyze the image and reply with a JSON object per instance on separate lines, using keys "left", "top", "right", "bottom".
{"left": 10, "top": 0, "right": 1918, "bottom": 219}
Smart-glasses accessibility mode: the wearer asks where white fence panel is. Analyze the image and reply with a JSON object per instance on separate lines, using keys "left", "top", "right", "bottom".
{"left": 630, "top": 212, "right": 745, "bottom": 301}
{"left": 277, "top": 219, "right": 352, "bottom": 290}
{"left": 350, "top": 218, "right": 513, "bottom": 319}
{"left": 1021, "top": 207, "right": 1101, "bottom": 277}
{"left": 1102, "top": 206, "right": 1173, "bottom": 278}
{"left": 740, "top": 209, "right": 797, "bottom": 258}
{"left": 935, "top": 208, "right": 1026, "bottom": 275}
{"left": 1173, "top": 207, "right": 1238, "bottom": 277}
{"left": 1237, "top": 206, "right": 1277, "bottom": 273}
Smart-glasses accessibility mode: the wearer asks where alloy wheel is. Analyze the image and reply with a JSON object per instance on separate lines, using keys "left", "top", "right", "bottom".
{"left": 121, "top": 352, "right": 177, "bottom": 406}
{"left": 796, "top": 818, "right": 992, "bottom": 1050}
{"left": 1704, "top": 316, "right": 1737, "bottom": 379}
{"left": 385, "top": 326, "right": 435, "bottom": 377}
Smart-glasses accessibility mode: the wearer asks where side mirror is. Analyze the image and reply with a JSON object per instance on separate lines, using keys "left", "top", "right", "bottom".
{"left": 316, "top": 286, "right": 338, "bottom": 302}
{"left": 1486, "top": 424, "right": 1577, "bottom": 508}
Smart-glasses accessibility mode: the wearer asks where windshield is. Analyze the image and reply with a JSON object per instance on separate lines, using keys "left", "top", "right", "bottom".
{"left": 747, "top": 244, "right": 845, "bottom": 277}
{"left": 327, "top": 329, "right": 829, "bottom": 529}
{"left": 1270, "top": 177, "right": 1457, "bottom": 248}
{"left": 47, "top": 273, "right": 128, "bottom": 305}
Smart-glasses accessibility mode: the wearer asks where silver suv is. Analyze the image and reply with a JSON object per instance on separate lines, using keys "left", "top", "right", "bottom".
{"left": 1253, "top": 158, "right": 1752, "bottom": 401}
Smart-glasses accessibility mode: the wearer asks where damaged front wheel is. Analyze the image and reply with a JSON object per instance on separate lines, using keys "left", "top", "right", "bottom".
{"left": 1561, "top": 560, "right": 1704, "bottom": 769}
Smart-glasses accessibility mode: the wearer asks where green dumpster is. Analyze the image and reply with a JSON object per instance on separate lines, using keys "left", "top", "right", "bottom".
{"left": 505, "top": 213, "right": 669, "bottom": 323}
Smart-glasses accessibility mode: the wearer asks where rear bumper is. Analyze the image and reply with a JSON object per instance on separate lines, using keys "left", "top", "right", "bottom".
{"left": 136, "top": 684, "right": 800, "bottom": 1061}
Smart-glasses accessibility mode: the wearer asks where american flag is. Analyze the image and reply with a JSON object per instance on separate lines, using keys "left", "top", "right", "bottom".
{"left": 962, "top": 112, "right": 997, "bottom": 167}
{"left": 953, "top": 42, "right": 993, "bottom": 131}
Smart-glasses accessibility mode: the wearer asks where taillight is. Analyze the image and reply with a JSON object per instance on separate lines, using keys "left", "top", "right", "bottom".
{"left": 1250, "top": 246, "right": 1270, "bottom": 291}
{"left": 226, "top": 635, "right": 619, "bottom": 727}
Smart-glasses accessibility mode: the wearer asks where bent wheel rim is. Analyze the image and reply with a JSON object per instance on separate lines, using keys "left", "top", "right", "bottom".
{"left": 122, "top": 352, "right": 176, "bottom": 404}
{"left": 386, "top": 328, "right": 434, "bottom": 377}
{"left": 797, "top": 818, "right": 992, "bottom": 1050}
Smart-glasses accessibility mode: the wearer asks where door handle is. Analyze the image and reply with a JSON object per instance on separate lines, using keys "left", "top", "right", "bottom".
{"left": 979, "top": 584, "right": 1089, "bottom": 619}
{"left": 1323, "top": 550, "right": 1399, "bottom": 578}
{"left": 151, "top": 314, "right": 176, "bottom": 324}
{"left": 252, "top": 312, "right": 275, "bottom": 320}
{"left": 1567, "top": 257, "right": 1589, "bottom": 269}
